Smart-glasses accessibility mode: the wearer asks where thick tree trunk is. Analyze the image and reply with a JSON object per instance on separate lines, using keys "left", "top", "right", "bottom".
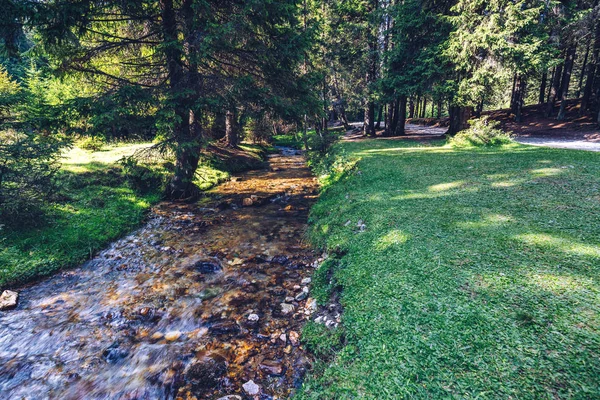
{"left": 421, "top": 97, "right": 427, "bottom": 118}
{"left": 162, "top": 0, "right": 201, "bottom": 199}
{"left": 539, "top": 70, "right": 548, "bottom": 104}
{"left": 447, "top": 106, "right": 472, "bottom": 135}
{"left": 225, "top": 108, "right": 239, "bottom": 147}
{"left": 581, "top": 22, "right": 600, "bottom": 116}
{"left": 557, "top": 45, "right": 577, "bottom": 121}
{"left": 388, "top": 97, "right": 400, "bottom": 135}
{"left": 395, "top": 96, "right": 407, "bottom": 135}
{"left": 475, "top": 96, "right": 484, "bottom": 118}
{"left": 409, "top": 97, "right": 415, "bottom": 118}
{"left": 364, "top": 102, "right": 375, "bottom": 136}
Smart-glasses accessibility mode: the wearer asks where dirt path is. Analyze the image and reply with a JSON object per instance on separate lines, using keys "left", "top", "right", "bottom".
{"left": 0, "top": 148, "right": 319, "bottom": 399}
{"left": 514, "top": 136, "right": 600, "bottom": 152}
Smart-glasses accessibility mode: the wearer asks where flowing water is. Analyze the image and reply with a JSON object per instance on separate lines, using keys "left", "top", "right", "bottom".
{"left": 0, "top": 148, "right": 320, "bottom": 399}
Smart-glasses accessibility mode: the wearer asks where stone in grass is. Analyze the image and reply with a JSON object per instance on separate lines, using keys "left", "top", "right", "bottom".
{"left": 242, "top": 379, "right": 260, "bottom": 395}
{"left": 0, "top": 290, "right": 18, "bottom": 311}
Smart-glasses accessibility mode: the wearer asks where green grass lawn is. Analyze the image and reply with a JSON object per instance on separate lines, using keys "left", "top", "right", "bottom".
{"left": 299, "top": 139, "right": 600, "bottom": 399}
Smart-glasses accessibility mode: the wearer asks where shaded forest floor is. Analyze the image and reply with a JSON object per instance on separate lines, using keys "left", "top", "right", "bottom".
{"left": 299, "top": 137, "right": 600, "bottom": 399}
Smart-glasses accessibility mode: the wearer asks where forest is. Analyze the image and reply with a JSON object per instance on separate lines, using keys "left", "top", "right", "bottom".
{"left": 1, "top": 0, "right": 600, "bottom": 399}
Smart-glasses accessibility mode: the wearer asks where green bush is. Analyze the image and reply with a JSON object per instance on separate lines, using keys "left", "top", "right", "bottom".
{"left": 449, "top": 117, "right": 513, "bottom": 147}
{"left": 77, "top": 136, "right": 106, "bottom": 151}
{"left": 119, "top": 156, "right": 167, "bottom": 195}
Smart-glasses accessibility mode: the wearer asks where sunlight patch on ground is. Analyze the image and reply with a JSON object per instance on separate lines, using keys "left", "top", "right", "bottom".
{"left": 428, "top": 181, "right": 465, "bottom": 192}
{"left": 515, "top": 233, "right": 600, "bottom": 259}
{"left": 375, "top": 230, "right": 411, "bottom": 251}
{"left": 525, "top": 272, "right": 592, "bottom": 295}
{"left": 62, "top": 143, "right": 153, "bottom": 172}
{"left": 528, "top": 167, "right": 565, "bottom": 178}
{"left": 456, "top": 213, "right": 514, "bottom": 229}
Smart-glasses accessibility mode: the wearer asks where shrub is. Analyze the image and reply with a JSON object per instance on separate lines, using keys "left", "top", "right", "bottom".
{"left": 77, "top": 136, "right": 106, "bottom": 151}
{"left": 449, "top": 117, "right": 513, "bottom": 147}
{"left": 0, "top": 130, "right": 68, "bottom": 225}
{"left": 119, "top": 156, "right": 167, "bottom": 195}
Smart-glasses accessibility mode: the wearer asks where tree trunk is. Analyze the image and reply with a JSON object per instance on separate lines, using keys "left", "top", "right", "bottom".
{"left": 447, "top": 106, "right": 472, "bottom": 135}
{"left": 581, "top": 21, "right": 600, "bottom": 116}
{"left": 475, "top": 96, "right": 484, "bottom": 118}
{"left": 364, "top": 102, "right": 375, "bottom": 136}
{"left": 162, "top": 0, "right": 201, "bottom": 199}
{"left": 225, "top": 108, "right": 239, "bottom": 147}
{"left": 363, "top": 0, "right": 378, "bottom": 137}
{"left": 539, "top": 70, "right": 548, "bottom": 104}
{"left": 576, "top": 40, "right": 591, "bottom": 98}
{"left": 409, "top": 97, "right": 415, "bottom": 118}
{"left": 546, "top": 61, "right": 563, "bottom": 117}
{"left": 394, "top": 96, "right": 407, "bottom": 135}
{"left": 421, "top": 97, "right": 427, "bottom": 118}
{"left": 557, "top": 45, "right": 577, "bottom": 121}
{"left": 514, "top": 75, "right": 527, "bottom": 123}
{"left": 437, "top": 100, "right": 442, "bottom": 119}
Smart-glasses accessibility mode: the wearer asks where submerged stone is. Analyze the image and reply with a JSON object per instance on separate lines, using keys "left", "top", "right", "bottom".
{"left": 186, "top": 352, "right": 227, "bottom": 393}
{"left": 259, "top": 359, "right": 284, "bottom": 376}
{"left": 209, "top": 320, "right": 241, "bottom": 336}
{"left": 242, "top": 379, "right": 260, "bottom": 395}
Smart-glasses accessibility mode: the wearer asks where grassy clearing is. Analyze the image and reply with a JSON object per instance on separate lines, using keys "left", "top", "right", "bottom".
{"left": 0, "top": 142, "right": 266, "bottom": 290}
{"left": 299, "top": 139, "right": 600, "bottom": 399}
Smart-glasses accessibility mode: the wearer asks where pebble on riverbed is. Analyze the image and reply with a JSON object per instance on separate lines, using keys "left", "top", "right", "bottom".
{"left": 242, "top": 379, "right": 261, "bottom": 395}
{"left": 0, "top": 290, "right": 18, "bottom": 311}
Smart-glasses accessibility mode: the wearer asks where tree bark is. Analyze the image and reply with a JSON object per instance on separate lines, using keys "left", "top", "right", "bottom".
{"left": 545, "top": 60, "right": 563, "bottom": 117}
{"left": 557, "top": 44, "right": 577, "bottom": 121}
{"left": 581, "top": 21, "right": 600, "bottom": 116}
{"left": 576, "top": 40, "right": 591, "bottom": 98}
{"left": 514, "top": 75, "right": 527, "bottom": 123}
{"left": 447, "top": 106, "right": 472, "bottom": 135}
{"left": 395, "top": 96, "right": 407, "bottom": 135}
{"left": 421, "top": 97, "right": 427, "bottom": 118}
{"left": 225, "top": 108, "right": 239, "bottom": 147}
{"left": 409, "top": 97, "right": 415, "bottom": 118}
{"left": 162, "top": 0, "right": 201, "bottom": 199}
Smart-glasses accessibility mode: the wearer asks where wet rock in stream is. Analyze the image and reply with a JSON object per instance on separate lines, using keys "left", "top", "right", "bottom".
{"left": 185, "top": 352, "right": 228, "bottom": 394}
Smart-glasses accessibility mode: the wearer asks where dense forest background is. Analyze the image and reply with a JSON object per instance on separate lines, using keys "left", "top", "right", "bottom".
{"left": 1, "top": 0, "right": 600, "bottom": 218}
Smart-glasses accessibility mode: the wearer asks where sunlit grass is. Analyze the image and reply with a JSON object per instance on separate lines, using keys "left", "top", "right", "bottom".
{"left": 300, "top": 139, "right": 600, "bottom": 399}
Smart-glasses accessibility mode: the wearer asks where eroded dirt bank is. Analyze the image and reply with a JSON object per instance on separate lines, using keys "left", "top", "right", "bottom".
{"left": 0, "top": 148, "right": 320, "bottom": 399}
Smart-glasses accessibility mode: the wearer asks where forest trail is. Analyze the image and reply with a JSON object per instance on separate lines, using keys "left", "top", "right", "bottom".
{"left": 346, "top": 122, "right": 600, "bottom": 152}
{"left": 0, "top": 148, "right": 319, "bottom": 399}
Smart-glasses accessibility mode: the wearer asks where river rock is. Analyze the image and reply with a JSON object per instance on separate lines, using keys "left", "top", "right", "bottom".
{"left": 242, "top": 198, "right": 254, "bottom": 206}
{"left": 186, "top": 352, "right": 227, "bottom": 393}
{"left": 0, "top": 290, "right": 18, "bottom": 310}
{"left": 259, "top": 359, "right": 284, "bottom": 376}
{"left": 191, "top": 260, "right": 222, "bottom": 273}
{"left": 289, "top": 331, "right": 300, "bottom": 346}
{"left": 165, "top": 331, "right": 182, "bottom": 341}
{"left": 209, "top": 320, "right": 240, "bottom": 336}
{"left": 301, "top": 277, "right": 311, "bottom": 285}
{"left": 242, "top": 380, "right": 260, "bottom": 395}
{"left": 295, "top": 292, "right": 307, "bottom": 301}
{"left": 216, "top": 396, "right": 242, "bottom": 400}
{"left": 280, "top": 303, "right": 295, "bottom": 315}
{"left": 248, "top": 313, "right": 259, "bottom": 322}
